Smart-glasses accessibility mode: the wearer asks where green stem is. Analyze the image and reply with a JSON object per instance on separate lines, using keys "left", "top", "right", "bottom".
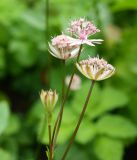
{"left": 51, "top": 44, "right": 83, "bottom": 149}
{"left": 50, "top": 60, "right": 65, "bottom": 151}
{"left": 76, "top": 44, "right": 83, "bottom": 62}
{"left": 48, "top": 124, "right": 52, "bottom": 160}
{"left": 52, "top": 71, "right": 75, "bottom": 147}
{"left": 61, "top": 80, "right": 95, "bottom": 160}
{"left": 62, "top": 60, "right": 66, "bottom": 101}
{"left": 36, "top": 115, "right": 47, "bottom": 160}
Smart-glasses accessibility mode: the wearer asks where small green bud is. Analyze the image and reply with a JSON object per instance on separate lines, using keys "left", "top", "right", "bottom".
{"left": 40, "top": 89, "right": 58, "bottom": 115}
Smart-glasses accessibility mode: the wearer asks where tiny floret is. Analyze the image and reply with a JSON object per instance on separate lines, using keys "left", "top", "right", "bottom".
{"left": 40, "top": 89, "right": 58, "bottom": 114}
{"left": 76, "top": 56, "right": 115, "bottom": 81}
{"left": 67, "top": 18, "right": 103, "bottom": 46}
{"left": 49, "top": 34, "right": 80, "bottom": 60}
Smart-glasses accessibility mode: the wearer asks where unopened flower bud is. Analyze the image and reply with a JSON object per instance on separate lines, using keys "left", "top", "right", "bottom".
{"left": 40, "top": 89, "right": 58, "bottom": 115}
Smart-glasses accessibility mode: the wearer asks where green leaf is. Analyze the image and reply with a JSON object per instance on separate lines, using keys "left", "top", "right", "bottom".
{"left": 38, "top": 105, "right": 77, "bottom": 144}
{"left": 72, "top": 84, "right": 128, "bottom": 120}
{"left": 0, "top": 0, "right": 24, "bottom": 25}
{"left": 9, "top": 41, "right": 38, "bottom": 67}
{"left": 89, "top": 86, "right": 128, "bottom": 119}
{"left": 96, "top": 114, "right": 137, "bottom": 138}
{"left": 0, "top": 101, "right": 10, "bottom": 135}
{"left": 93, "top": 136, "right": 124, "bottom": 160}
{"left": 38, "top": 118, "right": 74, "bottom": 145}
{"left": 72, "top": 81, "right": 101, "bottom": 117}
{"left": 21, "top": 10, "right": 45, "bottom": 31}
{"left": 1, "top": 137, "right": 19, "bottom": 160}
{"left": 75, "top": 118, "right": 96, "bottom": 144}
{"left": 56, "top": 122, "right": 75, "bottom": 144}
{"left": 112, "top": 0, "right": 137, "bottom": 12}
{"left": 128, "top": 93, "right": 137, "bottom": 124}
{"left": 57, "top": 106, "right": 77, "bottom": 125}
{"left": 4, "top": 114, "right": 21, "bottom": 135}
{"left": 27, "top": 100, "right": 43, "bottom": 123}
{"left": 0, "top": 149, "right": 11, "bottom": 160}
{"left": 55, "top": 144, "right": 89, "bottom": 160}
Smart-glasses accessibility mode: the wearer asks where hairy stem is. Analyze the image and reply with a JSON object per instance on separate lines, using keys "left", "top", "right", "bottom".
{"left": 61, "top": 80, "right": 95, "bottom": 160}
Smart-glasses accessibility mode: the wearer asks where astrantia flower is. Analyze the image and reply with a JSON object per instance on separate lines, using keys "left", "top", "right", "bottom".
{"left": 65, "top": 74, "right": 81, "bottom": 90}
{"left": 76, "top": 57, "right": 115, "bottom": 81}
{"left": 40, "top": 89, "right": 58, "bottom": 115}
{"left": 67, "top": 18, "right": 103, "bottom": 46}
{"left": 49, "top": 34, "right": 80, "bottom": 60}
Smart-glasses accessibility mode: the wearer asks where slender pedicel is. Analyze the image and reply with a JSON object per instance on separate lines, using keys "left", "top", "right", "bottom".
{"left": 61, "top": 80, "right": 95, "bottom": 160}
{"left": 62, "top": 60, "right": 66, "bottom": 100}
{"left": 51, "top": 44, "right": 83, "bottom": 149}
{"left": 48, "top": 124, "right": 52, "bottom": 160}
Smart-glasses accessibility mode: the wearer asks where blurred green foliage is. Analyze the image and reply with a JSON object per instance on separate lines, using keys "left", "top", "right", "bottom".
{"left": 0, "top": 0, "right": 137, "bottom": 160}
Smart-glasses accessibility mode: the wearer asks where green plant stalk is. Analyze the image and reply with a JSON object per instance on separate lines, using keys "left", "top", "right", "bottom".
{"left": 48, "top": 124, "right": 52, "bottom": 160}
{"left": 50, "top": 59, "right": 66, "bottom": 155}
{"left": 62, "top": 60, "right": 66, "bottom": 101}
{"left": 36, "top": 114, "right": 47, "bottom": 160}
{"left": 51, "top": 44, "right": 83, "bottom": 149}
{"left": 61, "top": 80, "right": 95, "bottom": 160}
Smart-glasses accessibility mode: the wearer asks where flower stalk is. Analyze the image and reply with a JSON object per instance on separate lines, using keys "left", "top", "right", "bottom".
{"left": 39, "top": 89, "right": 58, "bottom": 160}
{"left": 36, "top": 114, "right": 47, "bottom": 160}
{"left": 48, "top": 124, "right": 52, "bottom": 160}
{"left": 51, "top": 44, "right": 83, "bottom": 150}
{"left": 61, "top": 80, "right": 95, "bottom": 160}
{"left": 39, "top": 17, "right": 116, "bottom": 160}
{"left": 62, "top": 60, "right": 66, "bottom": 100}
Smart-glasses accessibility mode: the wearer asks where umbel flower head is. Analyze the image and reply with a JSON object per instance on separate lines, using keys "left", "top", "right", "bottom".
{"left": 76, "top": 56, "right": 115, "bottom": 81}
{"left": 67, "top": 18, "right": 103, "bottom": 46}
{"left": 40, "top": 89, "right": 58, "bottom": 115}
{"left": 49, "top": 34, "right": 80, "bottom": 60}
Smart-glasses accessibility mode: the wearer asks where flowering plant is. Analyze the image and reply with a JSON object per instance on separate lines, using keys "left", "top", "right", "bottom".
{"left": 39, "top": 18, "right": 115, "bottom": 160}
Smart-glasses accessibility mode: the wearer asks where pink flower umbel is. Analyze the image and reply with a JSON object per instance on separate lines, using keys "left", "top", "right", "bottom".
{"left": 67, "top": 18, "right": 103, "bottom": 46}
{"left": 76, "top": 56, "right": 115, "bottom": 81}
{"left": 65, "top": 74, "right": 81, "bottom": 90}
{"left": 49, "top": 34, "right": 80, "bottom": 60}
